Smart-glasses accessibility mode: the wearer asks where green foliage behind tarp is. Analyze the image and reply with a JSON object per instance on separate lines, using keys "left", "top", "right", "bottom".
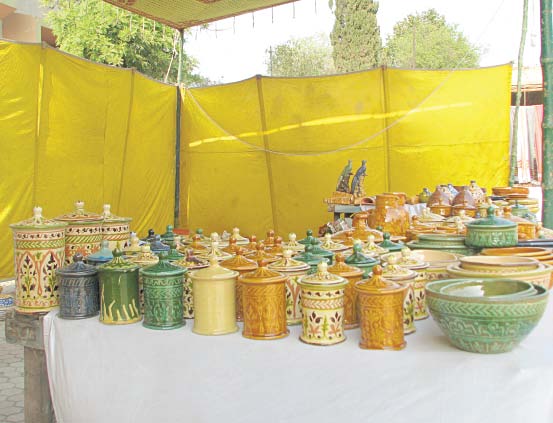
{"left": 265, "top": 34, "right": 335, "bottom": 77}
{"left": 383, "top": 9, "right": 480, "bottom": 69}
{"left": 42, "top": 0, "right": 209, "bottom": 85}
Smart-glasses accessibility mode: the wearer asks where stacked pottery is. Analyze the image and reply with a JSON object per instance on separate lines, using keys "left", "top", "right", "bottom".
{"left": 85, "top": 240, "right": 113, "bottom": 267}
{"left": 465, "top": 206, "right": 518, "bottom": 248}
{"left": 190, "top": 257, "right": 238, "bottom": 335}
{"left": 220, "top": 249, "right": 257, "bottom": 322}
{"left": 452, "top": 187, "right": 477, "bottom": 217}
{"left": 447, "top": 255, "right": 553, "bottom": 290}
{"left": 55, "top": 201, "right": 103, "bottom": 265}
{"left": 10, "top": 207, "right": 67, "bottom": 313}
{"left": 128, "top": 245, "right": 159, "bottom": 314}
{"left": 355, "top": 265, "right": 408, "bottom": 350}
{"left": 174, "top": 250, "right": 208, "bottom": 319}
{"left": 408, "top": 249, "right": 461, "bottom": 281}
{"left": 98, "top": 249, "right": 141, "bottom": 325}
{"left": 56, "top": 254, "right": 99, "bottom": 319}
{"left": 268, "top": 250, "right": 310, "bottom": 325}
{"left": 239, "top": 260, "right": 288, "bottom": 340}
{"left": 502, "top": 206, "right": 537, "bottom": 241}
{"left": 101, "top": 204, "right": 131, "bottom": 250}
{"left": 327, "top": 254, "right": 364, "bottom": 329}
{"left": 345, "top": 243, "right": 379, "bottom": 278}
{"left": 368, "top": 194, "right": 409, "bottom": 236}
{"left": 140, "top": 251, "right": 186, "bottom": 330}
{"left": 427, "top": 186, "right": 452, "bottom": 217}
{"left": 382, "top": 255, "right": 417, "bottom": 334}
{"left": 407, "top": 233, "right": 477, "bottom": 255}
{"left": 297, "top": 262, "right": 348, "bottom": 346}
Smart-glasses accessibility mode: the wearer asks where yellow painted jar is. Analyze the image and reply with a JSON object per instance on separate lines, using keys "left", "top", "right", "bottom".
{"left": 327, "top": 253, "right": 364, "bottom": 329}
{"left": 268, "top": 250, "right": 310, "bottom": 325}
{"left": 394, "top": 249, "right": 430, "bottom": 321}
{"left": 297, "top": 262, "right": 348, "bottom": 346}
{"left": 101, "top": 204, "right": 132, "bottom": 250}
{"left": 173, "top": 250, "right": 208, "bottom": 319}
{"left": 355, "top": 265, "right": 407, "bottom": 350}
{"left": 382, "top": 255, "right": 417, "bottom": 335}
{"left": 128, "top": 245, "right": 159, "bottom": 314}
{"left": 220, "top": 249, "right": 257, "bottom": 322}
{"left": 190, "top": 257, "right": 239, "bottom": 336}
{"left": 239, "top": 260, "right": 288, "bottom": 340}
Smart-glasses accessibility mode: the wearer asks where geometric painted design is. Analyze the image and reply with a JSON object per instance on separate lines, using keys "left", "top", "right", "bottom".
{"left": 300, "top": 287, "right": 346, "bottom": 345}
{"left": 242, "top": 283, "right": 288, "bottom": 339}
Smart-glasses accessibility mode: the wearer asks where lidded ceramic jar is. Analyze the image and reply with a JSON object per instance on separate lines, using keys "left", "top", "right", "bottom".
{"left": 418, "top": 187, "right": 431, "bottom": 203}
{"left": 382, "top": 255, "right": 418, "bottom": 334}
{"left": 327, "top": 254, "right": 364, "bottom": 329}
{"left": 295, "top": 244, "right": 328, "bottom": 273}
{"left": 503, "top": 206, "right": 537, "bottom": 240}
{"left": 128, "top": 245, "right": 159, "bottom": 314}
{"left": 452, "top": 187, "right": 476, "bottom": 217}
{"left": 309, "top": 239, "right": 334, "bottom": 265}
{"left": 351, "top": 212, "right": 383, "bottom": 242}
{"left": 283, "top": 233, "right": 305, "bottom": 252}
{"left": 266, "top": 237, "right": 285, "bottom": 256}
{"left": 468, "top": 180, "right": 486, "bottom": 205}
{"left": 465, "top": 206, "right": 518, "bottom": 248}
{"left": 140, "top": 251, "right": 186, "bottom": 330}
{"left": 220, "top": 249, "right": 258, "bottom": 322}
{"left": 56, "top": 253, "right": 99, "bottom": 319}
{"left": 150, "top": 235, "right": 170, "bottom": 254}
{"left": 190, "top": 257, "right": 239, "bottom": 335}
{"left": 124, "top": 234, "right": 141, "bottom": 256}
{"left": 174, "top": 250, "right": 208, "bottom": 319}
{"left": 55, "top": 201, "right": 103, "bottom": 265}
{"left": 230, "top": 227, "right": 249, "bottom": 244}
{"left": 299, "top": 229, "right": 319, "bottom": 246}
{"left": 297, "top": 261, "right": 348, "bottom": 346}
{"left": 379, "top": 232, "right": 404, "bottom": 252}
{"left": 142, "top": 229, "right": 156, "bottom": 243}
{"left": 86, "top": 240, "right": 113, "bottom": 267}
{"left": 239, "top": 260, "right": 288, "bottom": 340}
{"left": 247, "top": 242, "right": 279, "bottom": 264}
{"left": 200, "top": 240, "right": 232, "bottom": 262}
{"left": 160, "top": 224, "right": 175, "bottom": 244}
{"left": 345, "top": 243, "right": 379, "bottom": 278}
{"left": 98, "top": 249, "right": 141, "bottom": 324}
{"left": 268, "top": 250, "right": 311, "bottom": 325}
{"left": 368, "top": 194, "right": 410, "bottom": 236}
{"left": 363, "top": 235, "right": 388, "bottom": 256}
{"left": 165, "top": 240, "right": 185, "bottom": 262}
{"left": 262, "top": 230, "right": 276, "bottom": 247}
{"left": 10, "top": 207, "right": 67, "bottom": 313}
{"left": 355, "top": 265, "right": 408, "bottom": 350}
{"left": 320, "top": 233, "right": 349, "bottom": 253}
{"left": 101, "top": 204, "right": 131, "bottom": 250}
{"left": 222, "top": 238, "right": 241, "bottom": 255}
{"left": 394, "top": 248, "right": 430, "bottom": 320}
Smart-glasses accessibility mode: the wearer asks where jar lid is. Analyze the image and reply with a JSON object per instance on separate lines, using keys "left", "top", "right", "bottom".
{"left": 230, "top": 227, "right": 249, "bottom": 244}
{"left": 86, "top": 240, "right": 113, "bottom": 262}
{"left": 220, "top": 249, "right": 257, "bottom": 271}
{"left": 295, "top": 244, "right": 328, "bottom": 266}
{"left": 140, "top": 251, "right": 186, "bottom": 277}
{"left": 328, "top": 253, "right": 363, "bottom": 277}
{"left": 150, "top": 235, "right": 170, "bottom": 252}
{"left": 173, "top": 249, "right": 208, "bottom": 270}
{"left": 239, "top": 259, "right": 286, "bottom": 284}
{"left": 283, "top": 233, "right": 305, "bottom": 251}
{"left": 378, "top": 232, "right": 404, "bottom": 252}
{"left": 124, "top": 234, "right": 141, "bottom": 254}
{"left": 395, "top": 248, "right": 428, "bottom": 270}
{"left": 345, "top": 243, "right": 379, "bottom": 266}
{"left": 199, "top": 241, "right": 233, "bottom": 261}
{"left": 11, "top": 206, "right": 68, "bottom": 230}
{"left": 129, "top": 245, "right": 159, "bottom": 265}
{"left": 382, "top": 255, "right": 417, "bottom": 280}
{"left": 268, "top": 250, "right": 310, "bottom": 272}
{"left": 299, "top": 261, "right": 347, "bottom": 286}
{"left": 192, "top": 256, "right": 239, "bottom": 280}
{"left": 364, "top": 235, "right": 388, "bottom": 254}
{"left": 466, "top": 206, "right": 516, "bottom": 228}
{"left": 166, "top": 241, "right": 185, "bottom": 261}
{"left": 320, "top": 233, "right": 348, "bottom": 251}
{"left": 55, "top": 201, "right": 103, "bottom": 223}
{"left": 160, "top": 224, "right": 175, "bottom": 241}
{"left": 56, "top": 253, "right": 97, "bottom": 277}
{"left": 102, "top": 204, "right": 131, "bottom": 223}
{"left": 299, "top": 229, "right": 320, "bottom": 246}
{"left": 98, "top": 249, "right": 139, "bottom": 272}
{"left": 355, "top": 265, "right": 407, "bottom": 293}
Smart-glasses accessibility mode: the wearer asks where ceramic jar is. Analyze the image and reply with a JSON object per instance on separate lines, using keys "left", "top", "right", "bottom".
{"left": 10, "top": 207, "right": 67, "bottom": 313}
{"left": 468, "top": 180, "right": 486, "bottom": 205}
{"left": 283, "top": 233, "right": 305, "bottom": 252}
{"left": 165, "top": 240, "right": 185, "bottom": 262}
{"left": 128, "top": 245, "right": 159, "bottom": 314}
{"left": 378, "top": 232, "right": 404, "bottom": 252}
{"left": 190, "top": 257, "right": 239, "bottom": 335}
{"left": 247, "top": 243, "right": 279, "bottom": 264}
{"left": 123, "top": 234, "right": 141, "bottom": 256}
{"left": 327, "top": 254, "right": 364, "bottom": 329}
{"left": 199, "top": 240, "right": 231, "bottom": 262}
{"left": 320, "top": 233, "right": 349, "bottom": 253}
{"left": 503, "top": 207, "right": 537, "bottom": 240}
{"left": 98, "top": 249, "right": 141, "bottom": 325}
{"left": 382, "top": 255, "right": 418, "bottom": 334}
{"left": 220, "top": 250, "right": 257, "bottom": 322}
{"left": 452, "top": 187, "right": 477, "bottom": 217}
{"left": 160, "top": 225, "right": 175, "bottom": 244}
{"left": 299, "top": 229, "right": 319, "bottom": 246}
{"left": 150, "top": 235, "right": 170, "bottom": 254}
{"left": 355, "top": 265, "right": 407, "bottom": 350}
{"left": 174, "top": 250, "right": 208, "bottom": 319}
{"left": 297, "top": 262, "right": 348, "bottom": 346}
{"left": 465, "top": 206, "right": 518, "bottom": 248}
{"left": 368, "top": 194, "right": 410, "bottom": 236}
{"left": 239, "top": 260, "right": 288, "bottom": 340}
{"left": 85, "top": 240, "right": 113, "bottom": 267}
{"left": 418, "top": 188, "right": 431, "bottom": 203}
{"left": 309, "top": 240, "right": 334, "bottom": 265}
{"left": 268, "top": 250, "right": 310, "bottom": 325}
{"left": 351, "top": 212, "right": 383, "bottom": 242}
{"left": 345, "top": 243, "right": 379, "bottom": 278}
{"left": 395, "top": 249, "right": 430, "bottom": 320}
{"left": 295, "top": 244, "right": 329, "bottom": 273}
{"left": 101, "top": 204, "right": 131, "bottom": 250}
{"left": 55, "top": 201, "right": 103, "bottom": 265}
{"left": 56, "top": 253, "right": 99, "bottom": 319}
{"left": 140, "top": 251, "right": 186, "bottom": 330}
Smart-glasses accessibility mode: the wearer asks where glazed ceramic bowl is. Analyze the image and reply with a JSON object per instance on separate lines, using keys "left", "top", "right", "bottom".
{"left": 447, "top": 262, "right": 553, "bottom": 290}
{"left": 459, "top": 256, "right": 540, "bottom": 273}
{"left": 426, "top": 279, "right": 548, "bottom": 353}
{"left": 481, "top": 247, "right": 552, "bottom": 258}
{"left": 408, "top": 249, "right": 461, "bottom": 281}
{"left": 438, "top": 279, "right": 537, "bottom": 299}
{"left": 492, "top": 187, "right": 530, "bottom": 196}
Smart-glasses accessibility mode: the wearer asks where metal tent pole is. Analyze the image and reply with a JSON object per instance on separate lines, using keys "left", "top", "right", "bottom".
{"left": 541, "top": 0, "right": 553, "bottom": 227}
{"left": 174, "top": 29, "right": 184, "bottom": 228}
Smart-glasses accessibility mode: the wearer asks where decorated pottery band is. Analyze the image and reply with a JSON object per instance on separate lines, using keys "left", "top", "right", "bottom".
{"left": 101, "top": 204, "right": 132, "bottom": 250}
{"left": 327, "top": 254, "right": 364, "bottom": 329}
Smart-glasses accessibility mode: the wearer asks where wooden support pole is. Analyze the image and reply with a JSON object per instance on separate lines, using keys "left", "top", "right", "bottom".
{"left": 541, "top": 0, "right": 553, "bottom": 227}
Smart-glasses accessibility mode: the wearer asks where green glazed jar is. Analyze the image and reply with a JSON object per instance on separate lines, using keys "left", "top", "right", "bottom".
{"left": 295, "top": 244, "right": 328, "bottom": 274}
{"left": 166, "top": 240, "right": 185, "bottom": 262}
{"left": 345, "top": 243, "right": 379, "bottom": 278}
{"left": 309, "top": 239, "right": 334, "bottom": 265}
{"left": 465, "top": 206, "right": 518, "bottom": 248}
{"left": 378, "top": 232, "right": 404, "bottom": 253}
{"left": 140, "top": 251, "right": 186, "bottom": 330}
{"left": 299, "top": 229, "right": 320, "bottom": 246}
{"left": 161, "top": 225, "right": 175, "bottom": 243}
{"left": 98, "top": 249, "right": 141, "bottom": 325}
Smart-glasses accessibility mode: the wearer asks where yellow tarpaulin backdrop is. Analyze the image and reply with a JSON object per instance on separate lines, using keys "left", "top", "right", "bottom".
{"left": 180, "top": 65, "right": 512, "bottom": 237}
{"left": 0, "top": 41, "right": 176, "bottom": 278}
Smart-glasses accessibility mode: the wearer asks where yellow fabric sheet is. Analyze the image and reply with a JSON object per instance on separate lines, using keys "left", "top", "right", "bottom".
{"left": 180, "top": 65, "right": 512, "bottom": 238}
{"left": 0, "top": 41, "right": 175, "bottom": 278}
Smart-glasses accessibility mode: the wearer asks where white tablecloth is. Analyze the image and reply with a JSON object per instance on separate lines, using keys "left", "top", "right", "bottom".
{"left": 43, "top": 300, "right": 553, "bottom": 423}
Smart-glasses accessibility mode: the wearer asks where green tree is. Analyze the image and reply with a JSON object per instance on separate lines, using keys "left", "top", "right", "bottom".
{"left": 41, "top": 0, "right": 208, "bottom": 85}
{"left": 384, "top": 9, "right": 480, "bottom": 69}
{"left": 330, "top": 0, "right": 382, "bottom": 73}
{"left": 265, "top": 34, "right": 335, "bottom": 77}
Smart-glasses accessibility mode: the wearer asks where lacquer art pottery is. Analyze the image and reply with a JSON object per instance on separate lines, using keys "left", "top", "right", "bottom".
{"left": 10, "top": 207, "right": 67, "bottom": 313}
{"left": 101, "top": 204, "right": 131, "bottom": 250}
{"left": 220, "top": 249, "right": 257, "bottom": 322}
{"left": 327, "top": 253, "right": 364, "bottom": 329}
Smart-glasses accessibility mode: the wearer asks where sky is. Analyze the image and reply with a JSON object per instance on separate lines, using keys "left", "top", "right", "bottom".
{"left": 184, "top": 0, "right": 542, "bottom": 84}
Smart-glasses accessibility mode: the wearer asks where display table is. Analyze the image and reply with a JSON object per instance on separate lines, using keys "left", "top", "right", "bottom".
{"left": 328, "top": 203, "right": 427, "bottom": 221}
{"left": 43, "top": 301, "right": 553, "bottom": 423}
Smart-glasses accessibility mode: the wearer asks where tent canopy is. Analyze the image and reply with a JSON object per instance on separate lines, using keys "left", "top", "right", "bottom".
{"left": 101, "top": 0, "right": 294, "bottom": 29}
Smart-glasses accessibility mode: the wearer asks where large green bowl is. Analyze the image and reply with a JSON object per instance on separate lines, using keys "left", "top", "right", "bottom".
{"left": 426, "top": 279, "right": 548, "bottom": 354}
